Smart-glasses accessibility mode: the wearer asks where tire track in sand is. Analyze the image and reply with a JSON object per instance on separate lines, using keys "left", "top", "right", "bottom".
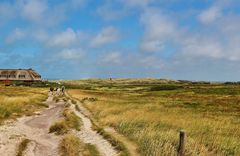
{"left": 67, "top": 95, "right": 119, "bottom": 156}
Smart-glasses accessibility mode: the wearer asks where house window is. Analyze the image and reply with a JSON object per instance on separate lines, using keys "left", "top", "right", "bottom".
{"left": 19, "top": 75, "right": 26, "bottom": 78}
{"left": 0, "top": 75, "right": 7, "bottom": 78}
{"left": 8, "top": 75, "right": 16, "bottom": 78}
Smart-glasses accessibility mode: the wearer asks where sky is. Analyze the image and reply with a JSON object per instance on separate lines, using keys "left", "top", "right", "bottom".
{"left": 0, "top": 0, "right": 240, "bottom": 81}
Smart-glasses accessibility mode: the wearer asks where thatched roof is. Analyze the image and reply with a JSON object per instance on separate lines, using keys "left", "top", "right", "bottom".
{"left": 0, "top": 68, "right": 42, "bottom": 81}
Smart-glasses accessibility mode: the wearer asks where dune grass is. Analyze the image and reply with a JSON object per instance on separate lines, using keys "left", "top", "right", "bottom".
{"left": 63, "top": 108, "right": 82, "bottom": 131}
{"left": 60, "top": 134, "right": 88, "bottom": 156}
{"left": 16, "top": 139, "right": 31, "bottom": 156}
{"left": 86, "top": 144, "right": 100, "bottom": 156}
{"left": 67, "top": 80, "right": 240, "bottom": 156}
{"left": 0, "top": 86, "right": 47, "bottom": 123}
{"left": 49, "top": 107, "right": 82, "bottom": 135}
{"left": 59, "top": 133, "right": 99, "bottom": 156}
{"left": 49, "top": 120, "right": 69, "bottom": 135}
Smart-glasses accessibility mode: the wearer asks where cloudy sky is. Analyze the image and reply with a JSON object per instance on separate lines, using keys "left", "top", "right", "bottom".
{"left": 0, "top": 0, "right": 240, "bottom": 81}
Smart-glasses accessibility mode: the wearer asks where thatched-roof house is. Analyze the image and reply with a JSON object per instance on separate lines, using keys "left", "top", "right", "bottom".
{"left": 0, "top": 68, "right": 42, "bottom": 82}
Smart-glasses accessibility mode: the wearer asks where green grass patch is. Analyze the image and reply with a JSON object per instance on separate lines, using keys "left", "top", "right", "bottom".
{"left": 86, "top": 144, "right": 100, "bottom": 156}
{"left": 150, "top": 84, "right": 183, "bottom": 91}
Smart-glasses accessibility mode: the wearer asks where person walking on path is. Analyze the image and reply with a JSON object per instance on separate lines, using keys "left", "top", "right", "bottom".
{"left": 49, "top": 87, "right": 54, "bottom": 96}
{"left": 61, "top": 86, "right": 65, "bottom": 95}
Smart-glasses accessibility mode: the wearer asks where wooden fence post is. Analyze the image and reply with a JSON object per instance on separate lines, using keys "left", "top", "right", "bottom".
{"left": 177, "top": 130, "right": 186, "bottom": 156}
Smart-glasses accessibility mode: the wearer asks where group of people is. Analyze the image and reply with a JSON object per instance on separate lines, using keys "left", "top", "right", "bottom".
{"left": 49, "top": 86, "right": 65, "bottom": 96}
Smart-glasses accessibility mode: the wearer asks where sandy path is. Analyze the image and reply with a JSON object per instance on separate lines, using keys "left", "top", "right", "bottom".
{"left": 0, "top": 95, "right": 64, "bottom": 156}
{"left": 68, "top": 98, "right": 119, "bottom": 156}
{"left": 0, "top": 92, "right": 120, "bottom": 156}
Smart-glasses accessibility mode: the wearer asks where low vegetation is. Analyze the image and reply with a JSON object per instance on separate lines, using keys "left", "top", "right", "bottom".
{"left": 63, "top": 108, "right": 81, "bottom": 131}
{"left": 59, "top": 133, "right": 99, "bottom": 156}
{"left": 49, "top": 96, "right": 99, "bottom": 156}
{"left": 60, "top": 134, "right": 86, "bottom": 156}
{"left": 86, "top": 144, "right": 100, "bottom": 156}
{"left": 53, "top": 96, "right": 61, "bottom": 103}
{"left": 49, "top": 120, "right": 68, "bottom": 135}
{"left": 49, "top": 108, "right": 81, "bottom": 135}
{"left": 16, "top": 139, "right": 31, "bottom": 156}
{"left": 0, "top": 86, "right": 47, "bottom": 123}
{"left": 66, "top": 79, "right": 240, "bottom": 156}
{"left": 91, "top": 122, "right": 129, "bottom": 156}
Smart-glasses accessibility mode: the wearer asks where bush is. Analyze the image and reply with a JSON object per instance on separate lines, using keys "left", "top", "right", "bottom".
{"left": 71, "top": 99, "right": 77, "bottom": 104}
{"left": 63, "top": 108, "right": 81, "bottom": 131}
{"left": 150, "top": 85, "right": 182, "bottom": 91}
{"left": 49, "top": 120, "right": 68, "bottom": 135}
{"left": 59, "top": 134, "right": 92, "bottom": 156}
{"left": 81, "top": 97, "right": 98, "bottom": 103}
{"left": 17, "top": 139, "right": 31, "bottom": 156}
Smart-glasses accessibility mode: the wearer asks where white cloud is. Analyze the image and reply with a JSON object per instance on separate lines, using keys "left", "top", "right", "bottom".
{"left": 0, "top": 0, "right": 88, "bottom": 27}
{"left": 120, "top": 0, "right": 153, "bottom": 7}
{"left": 96, "top": 3, "right": 126, "bottom": 21}
{"left": 199, "top": 6, "right": 222, "bottom": 24}
{"left": 18, "top": 0, "right": 48, "bottom": 23}
{"left": 181, "top": 38, "right": 223, "bottom": 59}
{"left": 102, "top": 52, "right": 121, "bottom": 64}
{"left": 139, "top": 6, "right": 240, "bottom": 62}
{"left": 139, "top": 56, "right": 164, "bottom": 69}
{"left": 32, "top": 30, "right": 49, "bottom": 42}
{"left": 23, "top": 28, "right": 87, "bottom": 49}
{"left": 140, "top": 40, "right": 164, "bottom": 53}
{"left": 6, "top": 28, "right": 26, "bottom": 44}
{"left": 141, "top": 9, "right": 176, "bottom": 40}
{"left": 59, "top": 48, "right": 84, "bottom": 60}
{"left": 140, "top": 9, "right": 177, "bottom": 53}
{"left": 90, "top": 27, "right": 120, "bottom": 48}
{"left": 13, "top": 0, "right": 72, "bottom": 27}
{"left": 49, "top": 28, "right": 79, "bottom": 48}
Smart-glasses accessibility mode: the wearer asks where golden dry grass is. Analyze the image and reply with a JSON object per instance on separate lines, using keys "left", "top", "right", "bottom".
{"left": 68, "top": 81, "right": 240, "bottom": 156}
{"left": 60, "top": 134, "right": 83, "bottom": 156}
{"left": 49, "top": 106, "right": 82, "bottom": 135}
{"left": 59, "top": 133, "right": 99, "bottom": 156}
{"left": 49, "top": 120, "right": 69, "bottom": 135}
{"left": 0, "top": 86, "right": 47, "bottom": 123}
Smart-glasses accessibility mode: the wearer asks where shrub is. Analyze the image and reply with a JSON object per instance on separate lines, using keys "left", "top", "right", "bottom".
{"left": 59, "top": 134, "right": 92, "bottom": 156}
{"left": 71, "top": 99, "right": 77, "bottom": 104}
{"left": 49, "top": 120, "right": 68, "bottom": 135}
{"left": 63, "top": 108, "right": 81, "bottom": 131}
{"left": 16, "top": 139, "right": 31, "bottom": 156}
{"left": 86, "top": 144, "right": 100, "bottom": 156}
{"left": 150, "top": 85, "right": 182, "bottom": 91}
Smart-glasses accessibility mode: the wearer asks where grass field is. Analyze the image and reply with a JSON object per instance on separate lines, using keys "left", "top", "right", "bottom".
{"left": 0, "top": 86, "right": 47, "bottom": 123}
{"left": 66, "top": 79, "right": 240, "bottom": 156}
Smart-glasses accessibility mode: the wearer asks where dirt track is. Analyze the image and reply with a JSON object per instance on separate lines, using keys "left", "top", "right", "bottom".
{"left": 0, "top": 95, "right": 64, "bottom": 156}
{"left": 70, "top": 103, "right": 118, "bottom": 156}
{"left": 0, "top": 93, "right": 119, "bottom": 156}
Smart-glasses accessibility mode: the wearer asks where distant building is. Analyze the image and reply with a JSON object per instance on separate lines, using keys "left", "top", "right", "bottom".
{"left": 0, "top": 68, "right": 42, "bottom": 82}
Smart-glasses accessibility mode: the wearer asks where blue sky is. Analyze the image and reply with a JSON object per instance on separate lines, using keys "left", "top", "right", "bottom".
{"left": 1, "top": 0, "right": 240, "bottom": 81}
